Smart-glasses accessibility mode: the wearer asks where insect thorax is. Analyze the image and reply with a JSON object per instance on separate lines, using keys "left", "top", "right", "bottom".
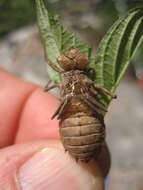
{"left": 61, "top": 70, "right": 88, "bottom": 96}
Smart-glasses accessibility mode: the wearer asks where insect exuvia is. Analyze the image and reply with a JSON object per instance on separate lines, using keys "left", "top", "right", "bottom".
{"left": 45, "top": 48, "right": 116, "bottom": 162}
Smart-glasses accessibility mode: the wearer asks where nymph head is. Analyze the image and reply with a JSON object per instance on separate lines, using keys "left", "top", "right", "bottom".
{"left": 57, "top": 48, "right": 89, "bottom": 71}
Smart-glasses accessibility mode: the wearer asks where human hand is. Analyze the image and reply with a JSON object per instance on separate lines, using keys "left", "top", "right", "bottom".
{"left": 0, "top": 69, "right": 109, "bottom": 190}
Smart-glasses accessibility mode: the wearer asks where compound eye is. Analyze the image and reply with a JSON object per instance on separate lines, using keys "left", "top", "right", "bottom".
{"left": 57, "top": 48, "right": 89, "bottom": 71}
{"left": 57, "top": 54, "right": 73, "bottom": 71}
{"left": 76, "top": 54, "right": 89, "bottom": 69}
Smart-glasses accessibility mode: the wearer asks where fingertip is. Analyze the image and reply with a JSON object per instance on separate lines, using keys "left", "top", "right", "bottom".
{"left": 0, "top": 69, "right": 37, "bottom": 147}
{"left": 0, "top": 69, "right": 60, "bottom": 146}
{"left": 16, "top": 143, "right": 104, "bottom": 190}
{"left": 0, "top": 140, "right": 104, "bottom": 190}
{"left": 15, "top": 88, "right": 60, "bottom": 143}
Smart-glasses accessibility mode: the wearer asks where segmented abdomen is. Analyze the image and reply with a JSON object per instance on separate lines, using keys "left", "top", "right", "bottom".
{"left": 59, "top": 97, "right": 105, "bottom": 162}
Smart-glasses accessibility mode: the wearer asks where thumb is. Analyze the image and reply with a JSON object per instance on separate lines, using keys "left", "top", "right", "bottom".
{"left": 0, "top": 140, "right": 104, "bottom": 190}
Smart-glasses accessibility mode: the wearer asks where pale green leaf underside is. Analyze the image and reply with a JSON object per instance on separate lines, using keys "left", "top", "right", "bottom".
{"left": 36, "top": 0, "right": 143, "bottom": 108}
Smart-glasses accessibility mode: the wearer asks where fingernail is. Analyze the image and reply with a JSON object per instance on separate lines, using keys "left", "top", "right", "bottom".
{"left": 17, "top": 147, "right": 103, "bottom": 190}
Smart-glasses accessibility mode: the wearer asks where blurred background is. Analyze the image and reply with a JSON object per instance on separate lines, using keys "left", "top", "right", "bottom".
{"left": 0, "top": 0, "right": 143, "bottom": 189}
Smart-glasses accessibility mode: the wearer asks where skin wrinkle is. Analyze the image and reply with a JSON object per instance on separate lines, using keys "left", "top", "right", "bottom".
{"left": 15, "top": 154, "right": 37, "bottom": 190}
{"left": 14, "top": 146, "right": 61, "bottom": 190}
{"left": 0, "top": 141, "right": 63, "bottom": 189}
{"left": 14, "top": 146, "right": 103, "bottom": 190}
{"left": 14, "top": 151, "right": 41, "bottom": 190}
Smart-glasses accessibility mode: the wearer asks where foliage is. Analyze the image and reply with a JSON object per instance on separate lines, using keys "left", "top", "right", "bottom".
{"left": 36, "top": 0, "right": 91, "bottom": 83}
{"left": 36, "top": 0, "right": 143, "bottom": 109}
{"left": 94, "top": 7, "right": 143, "bottom": 93}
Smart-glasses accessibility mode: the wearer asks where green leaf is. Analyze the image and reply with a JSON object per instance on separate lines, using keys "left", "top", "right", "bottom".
{"left": 36, "top": 0, "right": 143, "bottom": 110}
{"left": 94, "top": 7, "right": 143, "bottom": 105}
{"left": 36, "top": 0, "right": 61, "bottom": 83}
{"left": 35, "top": 0, "right": 91, "bottom": 83}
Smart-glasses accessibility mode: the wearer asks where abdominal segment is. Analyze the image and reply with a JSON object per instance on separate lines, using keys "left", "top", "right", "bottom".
{"left": 59, "top": 97, "right": 105, "bottom": 162}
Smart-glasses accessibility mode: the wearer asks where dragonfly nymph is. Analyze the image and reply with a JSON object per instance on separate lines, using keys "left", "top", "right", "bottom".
{"left": 45, "top": 48, "right": 116, "bottom": 162}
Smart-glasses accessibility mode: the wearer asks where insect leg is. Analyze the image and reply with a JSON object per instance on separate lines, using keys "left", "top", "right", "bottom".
{"left": 89, "top": 87, "right": 107, "bottom": 107}
{"left": 44, "top": 44, "right": 63, "bottom": 73}
{"left": 47, "top": 59, "right": 63, "bottom": 73}
{"left": 44, "top": 84, "right": 60, "bottom": 92}
{"left": 78, "top": 80, "right": 107, "bottom": 112}
{"left": 89, "top": 96, "right": 107, "bottom": 112}
{"left": 57, "top": 96, "right": 71, "bottom": 119}
{"left": 51, "top": 95, "right": 71, "bottom": 119}
{"left": 84, "top": 94, "right": 107, "bottom": 112}
{"left": 93, "top": 84, "right": 117, "bottom": 99}
{"left": 51, "top": 100, "right": 65, "bottom": 119}
{"left": 79, "top": 96, "right": 103, "bottom": 118}
{"left": 44, "top": 80, "right": 52, "bottom": 91}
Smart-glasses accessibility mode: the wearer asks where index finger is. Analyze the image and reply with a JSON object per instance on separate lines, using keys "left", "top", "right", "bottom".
{"left": 0, "top": 69, "right": 59, "bottom": 147}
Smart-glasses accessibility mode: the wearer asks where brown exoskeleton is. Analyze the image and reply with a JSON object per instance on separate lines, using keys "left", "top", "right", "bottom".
{"left": 45, "top": 48, "right": 116, "bottom": 162}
